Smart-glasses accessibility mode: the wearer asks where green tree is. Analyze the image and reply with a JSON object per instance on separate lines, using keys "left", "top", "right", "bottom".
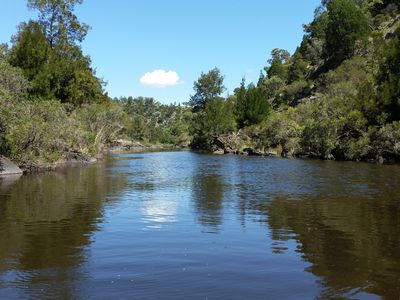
{"left": 9, "top": 21, "right": 50, "bottom": 82}
{"left": 27, "top": 0, "right": 89, "bottom": 48}
{"left": 288, "top": 50, "right": 309, "bottom": 83}
{"left": 265, "top": 49, "right": 290, "bottom": 80}
{"left": 9, "top": 3, "right": 102, "bottom": 105}
{"left": 324, "top": 0, "right": 370, "bottom": 68}
{"left": 375, "top": 37, "right": 400, "bottom": 122}
{"left": 235, "top": 80, "right": 270, "bottom": 128}
{"left": 0, "top": 56, "right": 30, "bottom": 155}
{"left": 191, "top": 98, "right": 236, "bottom": 149}
{"left": 189, "top": 67, "right": 225, "bottom": 111}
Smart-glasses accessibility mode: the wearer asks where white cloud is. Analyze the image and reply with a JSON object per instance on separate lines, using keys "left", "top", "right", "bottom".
{"left": 139, "top": 69, "right": 180, "bottom": 88}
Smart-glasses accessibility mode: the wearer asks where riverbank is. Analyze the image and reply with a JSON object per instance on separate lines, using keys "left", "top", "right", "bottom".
{"left": 106, "top": 139, "right": 189, "bottom": 153}
{"left": 206, "top": 133, "right": 399, "bottom": 164}
{"left": 0, "top": 140, "right": 189, "bottom": 176}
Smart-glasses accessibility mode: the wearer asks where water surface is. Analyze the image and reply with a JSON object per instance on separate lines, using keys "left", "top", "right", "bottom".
{"left": 0, "top": 151, "right": 399, "bottom": 299}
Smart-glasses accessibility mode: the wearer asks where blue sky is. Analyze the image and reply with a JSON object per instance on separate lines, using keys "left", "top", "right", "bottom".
{"left": 0, "top": 0, "right": 321, "bottom": 104}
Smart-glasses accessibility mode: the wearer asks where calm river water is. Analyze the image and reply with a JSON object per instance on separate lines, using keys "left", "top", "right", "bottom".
{"left": 0, "top": 151, "right": 399, "bottom": 299}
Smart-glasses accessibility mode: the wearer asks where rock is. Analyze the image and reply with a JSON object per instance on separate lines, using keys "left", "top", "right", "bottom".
{"left": 107, "top": 139, "right": 146, "bottom": 152}
{"left": 213, "top": 149, "right": 225, "bottom": 155}
{"left": 63, "top": 151, "right": 97, "bottom": 164}
{"left": 0, "top": 156, "right": 23, "bottom": 176}
{"left": 243, "top": 147, "right": 263, "bottom": 156}
{"left": 213, "top": 135, "right": 237, "bottom": 154}
{"left": 265, "top": 151, "right": 278, "bottom": 157}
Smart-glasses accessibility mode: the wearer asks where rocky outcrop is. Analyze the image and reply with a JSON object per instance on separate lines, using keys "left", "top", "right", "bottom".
{"left": 242, "top": 147, "right": 263, "bottom": 156}
{"left": 212, "top": 135, "right": 238, "bottom": 154}
{"left": 210, "top": 134, "right": 281, "bottom": 157}
{"left": 19, "top": 151, "right": 97, "bottom": 173}
{"left": 107, "top": 139, "right": 185, "bottom": 153}
{"left": 379, "top": 15, "right": 400, "bottom": 39}
{"left": 58, "top": 151, "right": 97, "bottom": 165}
{"left": 0, "top": 156, "right": 23, "bottom": 176}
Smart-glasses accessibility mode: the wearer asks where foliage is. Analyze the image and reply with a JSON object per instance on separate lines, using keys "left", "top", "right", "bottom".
{"left": 280, "top": 80, "right": 312, "bottom": 107}
{"left": 375, "top": 37, "right": 400, "bottom": 122}
{"left": 5, "top": 99, "right": 68, "bottom": 162}
{"left": 259, "top": 109, "right": 301, "bottom": 154}
{"left": 9, "top": 3, "right": 102, "bottom": 106}
{"left": 234, "top": 81, "right": 270, "bottom": 128}
{"left": 72, "top": 101, "right": 127, "bottom": 154}
{"left": 371, "top": 121, "right": 400, "bottom": 159}
{"left": 324, "top": 0, "right": 370, "bottom": 68}
{"left": 0, "top": 0, "right": 123, "bottom": 165}
{"left": 191, "top": 98, "right": 236, "bottom": 149}
{"left": 265, "top": 48, "right": 290, "bottom": 81}
{"left": 189, "top": 68, "right": 225, "bottom": 112}
{"left": 0, "top": 56, "right": 30, "bottom": 154}
{"left": 27, "top": 0, "right": 89, "bottom": 48}
{"left": 2, "top": 0, "right": 400, "bottom": 164}
{"left": 120, "top": 96, "right": 192, "bottom": 145}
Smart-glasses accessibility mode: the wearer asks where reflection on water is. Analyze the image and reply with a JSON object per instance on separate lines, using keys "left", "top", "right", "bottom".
{"left": 141, "top": 198, "right": 177, "bottom": 229}
{"left": 0, "top": 162, "right": 128, "bottom": 299}
{"left": 0, "top": 151, "right": 400, "bottom": 299}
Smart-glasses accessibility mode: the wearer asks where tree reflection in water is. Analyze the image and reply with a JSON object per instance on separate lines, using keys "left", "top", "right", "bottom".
{"left": 0, "top": 163, "right": 128, "bottom": 299}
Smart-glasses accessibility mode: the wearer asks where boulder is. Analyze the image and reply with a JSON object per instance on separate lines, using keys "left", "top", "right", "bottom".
{"left": 0, "top": 156, "right": 23, "bottom": 176}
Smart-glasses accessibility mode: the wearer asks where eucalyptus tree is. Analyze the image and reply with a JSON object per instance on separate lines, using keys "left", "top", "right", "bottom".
{"left": 189, "top": 68, "right": 226, "bottom": 112}
{"left": 27, "top": 0, "right": 89, "bottom": 48}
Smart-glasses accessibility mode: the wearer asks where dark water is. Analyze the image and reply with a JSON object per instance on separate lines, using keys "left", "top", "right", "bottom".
{"left": 0, "top": 151, "right": 399, "bottom": 300}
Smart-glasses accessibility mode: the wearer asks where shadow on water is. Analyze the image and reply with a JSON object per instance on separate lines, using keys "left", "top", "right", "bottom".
{"left": 251, "top": 160, "right": 400, "bottom": 299}
{"left": 0, "top": 162, "right": 128, "bottom": 299}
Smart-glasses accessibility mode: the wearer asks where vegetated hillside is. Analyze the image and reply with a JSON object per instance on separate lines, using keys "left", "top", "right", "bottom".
{"left": 189, "top": 0, "right": 400, "bottom": 162}
{"left": 0, "top": 0, "right": 128, "bottom": 170}
{"left": 1, "top": 0, "right": 399, "bottom": 168}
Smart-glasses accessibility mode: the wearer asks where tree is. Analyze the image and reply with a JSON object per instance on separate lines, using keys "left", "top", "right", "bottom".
{"left": 268, "top": 48, "right": 290, "bottom": 64}
{"left": 288, "top": 50, "right": 309, "bottom": 83}
{"left": 9, "top": 2, "right": 102, "bottom": 106}
{"left": 0, "top": 56, "right": 30, "bottom": 154}
{"left": 265, "top": 49, "right": 290, "bottom": 80}
{"left": 189, "top": 67, "right": 225, "bottom": 111}
{"left": 9, "top": 21, "right": 50, "bottom": 82}
{"left": 235, "top": 80, "right": 270, "bottom": 128}
{"left": 324, "top": 0, "right": 370, "bottom": 68}
{"left": 375, "top": 37, "right": 400, "bottom": 122}
{"left": 191, "top": 98, "right": 236, "bottom": 149}
{"left": 27, "top": 0, "right": 89, "bottom": 48}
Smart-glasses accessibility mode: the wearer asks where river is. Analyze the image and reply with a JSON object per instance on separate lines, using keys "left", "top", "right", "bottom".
{"left": 0, "top": 151, "right": 399, "bottom": 299}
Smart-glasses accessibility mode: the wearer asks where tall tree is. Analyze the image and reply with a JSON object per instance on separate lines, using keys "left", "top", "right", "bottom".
{"left": 191, "top": 98, "right": 236, "bottom": 149}
{"left": 9, "top": 21, "right": 50, "bottom": 82}
{"left": 189, "top": 67, "right": 225, "bottom": 112}
{"left": 27, "top": 0, "right": 89, "bottom": 48}
{"left": 376, "top": 37, "right": 400, "bottom": 122}
{"left": 324, "top": 0, "right": 370, "bottom": 68}
{"left": 9, "top": 0, "right": 102, "bottom": 105}
{"left": 265, "top": 49, "right": 290, "bottom": 80}
{"left": 235, "top": 80, "right": 270, "bottom": 128}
